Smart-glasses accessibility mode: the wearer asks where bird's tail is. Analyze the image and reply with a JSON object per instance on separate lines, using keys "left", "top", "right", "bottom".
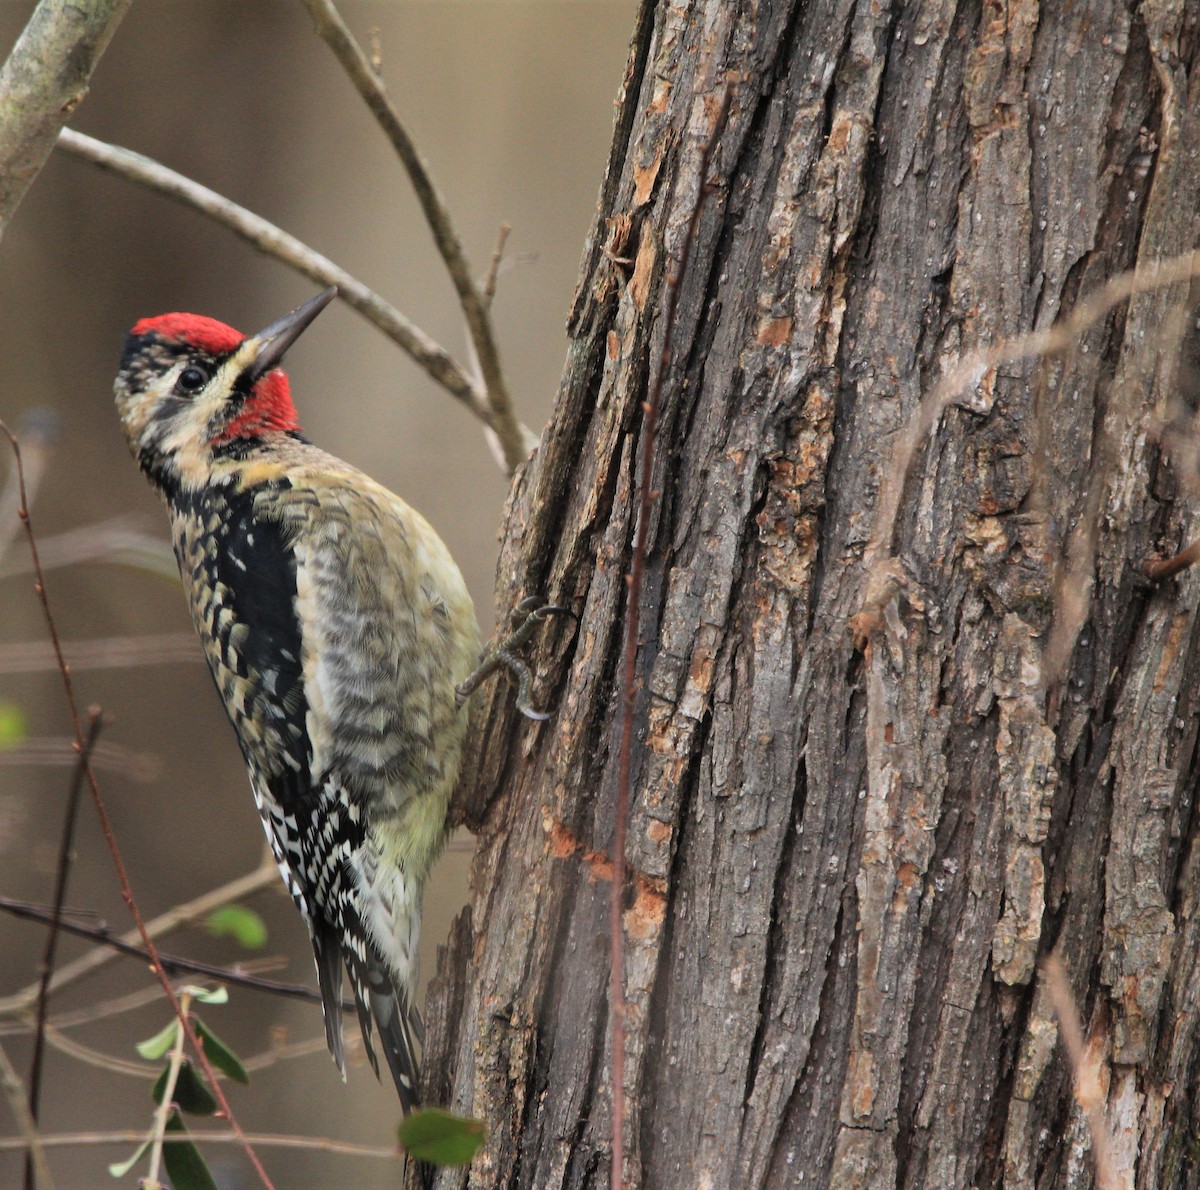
{"left": 311, "top": 924, "right": 422, "bottom": 1111}
{"left": 311, "top": 922, "right": 347, "bottom": 1077}
{"left": 347, "top": 948, "right": 423, "bottom": 1113}
{"left": 309, "top": 904, "right": 425, "bottom": 1114}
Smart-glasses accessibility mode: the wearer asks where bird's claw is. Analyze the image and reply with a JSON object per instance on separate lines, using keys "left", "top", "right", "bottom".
{"left": 456, "top": 595, "right": 573, "bottom": 717}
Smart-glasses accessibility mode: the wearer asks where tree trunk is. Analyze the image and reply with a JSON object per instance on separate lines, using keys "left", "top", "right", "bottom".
{"left": 420, "top": 2, "right": 1200, "bottom": 1187}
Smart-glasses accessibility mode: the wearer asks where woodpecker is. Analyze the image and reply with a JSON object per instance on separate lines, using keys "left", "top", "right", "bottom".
{"left": 114, "top": 287, "right": 480, "bottom": 1111}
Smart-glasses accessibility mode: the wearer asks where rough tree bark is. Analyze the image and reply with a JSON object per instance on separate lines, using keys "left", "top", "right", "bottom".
{"left": 421, "top": 2, "right": 1200, "bottom": 1187}
{"left": 0, "top": 0, "right": 130, "bottom": 241}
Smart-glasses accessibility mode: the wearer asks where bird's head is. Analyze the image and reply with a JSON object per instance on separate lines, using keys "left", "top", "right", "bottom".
{"left": 114, "top": 287, "right": 336, "bottom": 491}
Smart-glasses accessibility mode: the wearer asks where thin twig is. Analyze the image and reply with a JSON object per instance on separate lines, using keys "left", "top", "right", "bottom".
{"left": 7, "top": 1018, "right": 326, "bottom": 1084}
{"left": 0, "top": 409, "right": 57, "bottom": 572}
{"left": 0, "top": 1129, "right": 398, "bottom": 1160}
{"left": 610, "top": 87, "right": 731, "bottom": 1190}
{"left": 1042, "top": 299, "right": 1192, "bottom": 687}
{"left": 1, "top": 422, "right": 275, "bottom": 1190}
{"left": 0, "top": 633, "right": 200, "bottom": 676}
{"left": 1043, "top": 952, "right": 1125, "bottom": 1190}
{"left": 36, "top": 1021, "right": 153, "bottom": 1080}
{"left": 55, "top": 128, "right": 509, "bottom": 439}
{"left": 0, "top": 859, "right": 279, "bottom": 1017}
{"left": 42, "top": 967, "right": 277, "bottom": 1032}
{"left": 240, "top": 1035, "right": 330, "bottom": 1074}
{"left": 37, "top": 1029, "right": 332, "bottom": 1082}
{"left": 0, "top": 736, "right": 157, "bottom": 781}
{"left": 302, "top": 0, "right": 532, "bottom": 473}
{"left": 0, "top": 897, "right": 352, "bottom": 1011}
{"left": 0, "top": 514, "right": 176, "bottom": 581}
{"left": 24, "top": 708, "right": 101, "bottom": 1190}
{"left": 143, "top": 990, "right": 190, "bottom": 1190}
{"left": 481, "top": 223, "right": 512, "bottom": 310}
{"left": 862, "top": 250, "right": 1200, "bottom": 598}
{"left": 0, "top": 1037, "right": 53, "bottom": 1190}
{"left": 1145, "top": 537, "right": 1200, "bottom": 581}
{"left": 0, "top": 984, "right": 160, "bottom": 1036}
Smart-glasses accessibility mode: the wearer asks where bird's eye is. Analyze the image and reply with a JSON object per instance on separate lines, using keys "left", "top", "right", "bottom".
{"left": 175, "top": 365, "right": 210, "bottom": 396}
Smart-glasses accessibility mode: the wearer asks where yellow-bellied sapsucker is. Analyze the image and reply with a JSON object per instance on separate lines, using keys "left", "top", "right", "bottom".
{"left": 114, "top": 287, "right": 479, "bottom": 1111}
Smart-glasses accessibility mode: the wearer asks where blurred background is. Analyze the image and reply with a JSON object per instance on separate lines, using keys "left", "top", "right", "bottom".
{"left": 0, "top": 2, "right": 634, "bottom": 1185}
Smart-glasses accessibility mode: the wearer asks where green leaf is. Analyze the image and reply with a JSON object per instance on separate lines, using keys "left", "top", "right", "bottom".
{"left": 162, "top": 1110, "right": 219, "bottom": 1190}
{"left": 107, "top": 1135, "right": 150, "bottom": 1178}
{"left": 0, "top": 703, "right": 28, "bottom": 752}
{"left": 135, "top": 1019, "right": 179, "bottom": 1060}
{"left": 193, "top": 1016, "right": 249, "bottom": 1084}
{"left": 206, "top": 904, "right": 268, "bottom": 949}
{"left": 398, "top": 1107, "right": 486, "bottom": 1167}
{"left": 178, "top": 984, "right": 229, "bottom": 1005}
{"left": 152, "top": 1061, "right": 219, "bottom": 1116}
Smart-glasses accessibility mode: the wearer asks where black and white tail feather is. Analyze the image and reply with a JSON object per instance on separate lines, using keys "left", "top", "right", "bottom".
{"left": 311, "top": 917, "right": 423, "bottom": 1113}
{"left": 257, "top": 780, "right": 425, "bottom": 1113}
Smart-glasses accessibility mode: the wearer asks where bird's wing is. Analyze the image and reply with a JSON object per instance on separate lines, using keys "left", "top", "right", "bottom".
{"left": 198, "top": 484, "right": 315, "bottom": 867}
{"left": 183, "top": 481, "right": 357, "bottom": 1073}
{"left": 265, "top": 477, "right": 450, "bottom": 805}
{"left": 253, "top": 476, "right": 443, "bottom": 1100}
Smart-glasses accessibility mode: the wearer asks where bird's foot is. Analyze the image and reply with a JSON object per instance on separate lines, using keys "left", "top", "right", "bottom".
{"left": 456, "top": 595, "right": 573, "bottom": 720}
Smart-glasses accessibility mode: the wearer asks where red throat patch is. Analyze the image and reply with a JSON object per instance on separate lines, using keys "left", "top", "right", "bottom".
{"left": 213, "top": 372, "right": 301, "bottom": 444}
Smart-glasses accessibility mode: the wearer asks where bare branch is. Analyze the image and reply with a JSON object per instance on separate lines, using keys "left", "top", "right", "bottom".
{"left": 1, "top": 984, "right": 163, "bottom": 1036}
{"left": 55, "top": 128, "right": 505, "bottom": 434}
{"left": 0, "top": 420, "right": 275, "bottom": 1190}
{"left": 240, "top": 1035, "right": 329, "bottom": 1075}
{"left": 25, "top": 709, "right": 102, "bottom": 1190}
{"left": 6, "top": 1001, "right": 332, "bottom": 1083}
{"left": 0, "top": 737, "right": 159, "bottom": 783}
{"left": 0, "top": 0, "right": 131, "bottom": 240}
{"left": 0, "top": 895, "right": 352, "bottom": 1012}
{"left": 0, "top": 1038, "right": 53, "bottom": 1190}
{"left": 863, "top": 250, "right": 1200, "bottom": 599}
{"left": 481, "top": 223, "right": 513, "bottom": 311}
{"left": 0, "top": 1129, "right": 398, "bottom": 1162}
{"left": 1145, "top": 537, "right": 1200, "bottom": 581}
{"left": 0, "top": 633, "right": 200, "bottom": 677}
{"left": 1043, "top": 953, "right": 1125, "bottom": 1190}
{"left": 0, "top": 515, "right": 176, "bottom": 582}
{"left": 302, "top": 0, "right": 532, "bottom": 473}
{"left": 0, "top": 857, "right": 294, "bottom": 1015}
{"left": 38, "top": 1022, "right": 151, "bottom": 1081}
{"left": 143, "top": 990, "right": 191, "bottom": 1190}
{"left": 0, "top": 410, "right": 57, "bottom": 573}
